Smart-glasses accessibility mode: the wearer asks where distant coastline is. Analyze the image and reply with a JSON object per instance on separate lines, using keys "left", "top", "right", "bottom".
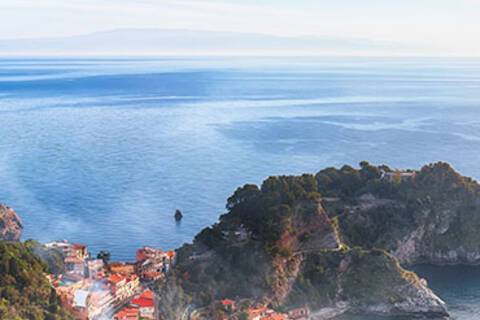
{"left": 0, "top": 28, "right": 433, "bottom": 57}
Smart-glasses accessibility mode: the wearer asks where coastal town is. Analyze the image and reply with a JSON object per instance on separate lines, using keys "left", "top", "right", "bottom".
{"left": 45, "top": 240, "right": 174, "bottom": 320}
{"left": 42, "top": 239, "right": 312, "bottom": 320}
{"left": 191, "top": 300, "right": 311, "bottom": 320}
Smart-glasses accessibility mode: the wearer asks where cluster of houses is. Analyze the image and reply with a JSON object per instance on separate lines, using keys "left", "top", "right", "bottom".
{"left": 212, "top": 300, "right": 310, "bottom": 320}
{"left": 45, "top": 240, "right": 175, "bottom": 320}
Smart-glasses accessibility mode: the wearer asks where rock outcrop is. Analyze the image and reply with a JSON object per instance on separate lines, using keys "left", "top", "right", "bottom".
{"left": 0, "top": 204, "right": 23, "bottom": 241}
{"left": 175, "top": 209, "right": 183, "bottom": 221}
{"left": 331, "top": 162, "right": 480, "bottom": 266}
{"left": 292, "top": 249, "right": 448, "bottom": 319}
{"left": 157, "top": 173, "right": 449, "bottom": 319}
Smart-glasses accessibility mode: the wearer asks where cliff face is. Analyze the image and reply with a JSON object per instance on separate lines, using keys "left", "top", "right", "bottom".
{"left": 288, "top": 249, "right": 447, "bottom": 319}
{"left": 0, "top": 204, "right": 23, "bottom": 241}
{"left": 331, "top": 162, "right": 480, "bottom": 266}
{"left": 158, "top": 174, "right": 449, "bottom": 319}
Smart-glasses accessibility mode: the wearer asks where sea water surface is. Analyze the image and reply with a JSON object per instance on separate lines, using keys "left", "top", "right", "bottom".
{"left": 1, "top": 57, "right": 480, "bottom": 319}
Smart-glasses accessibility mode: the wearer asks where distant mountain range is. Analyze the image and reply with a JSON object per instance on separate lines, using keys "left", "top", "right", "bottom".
{"left": 0, "top": 28, "right": 420, "bottom": 56}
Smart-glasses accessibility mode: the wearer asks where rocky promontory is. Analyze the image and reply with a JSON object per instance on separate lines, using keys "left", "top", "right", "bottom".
{"left": 5, "top": 161, "right": 480, "bottom": 319}
{"left": 0, "top": 204, "right": 23, "bottom": 241}
{"left": 157, "top": 172, "right": 451, "bottom": 319}
{"left": 324, "top": 162, "right": 480, "bottom": 266}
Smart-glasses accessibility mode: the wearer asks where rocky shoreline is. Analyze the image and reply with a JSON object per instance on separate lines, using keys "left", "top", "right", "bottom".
{"left": 5, "top": 162, "right": 480, "bottom": 319}
{"left": 0, "top": 204, "right": 22, "bottom": 241}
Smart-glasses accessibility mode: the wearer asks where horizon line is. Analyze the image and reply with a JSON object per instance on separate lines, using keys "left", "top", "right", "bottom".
{"left": 1, "top": 53, "right": 480, "bottom": 59}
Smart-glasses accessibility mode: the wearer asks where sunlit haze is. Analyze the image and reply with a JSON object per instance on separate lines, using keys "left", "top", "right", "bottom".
{"left": 1, "top": 0, "right": 480, "bottom": 56}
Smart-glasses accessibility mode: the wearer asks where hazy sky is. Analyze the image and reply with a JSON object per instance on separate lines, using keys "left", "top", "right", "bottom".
{"left": 1, "top": 0, "right": 479, "bottom": 55}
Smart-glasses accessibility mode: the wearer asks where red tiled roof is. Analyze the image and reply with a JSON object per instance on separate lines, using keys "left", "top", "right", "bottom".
{"left": 126, "top": 274, "right": 138, "bottom": 282}
{"left": 109, "top": 274, "right": 126, "bottom": 284}
{"left": 141, "top": 290, "right": 154, "bottom": 300}
{"left": 221, "top": 299, "right": 235, "bottom": 306}
{"left": 131, "top": 296, "right": 154, "bottom": 308}
{"left": 131, "top": 290, "right": 154, "bottom": 308}
{"left": 114, "top": 307, "right": 139, "bottom": 320}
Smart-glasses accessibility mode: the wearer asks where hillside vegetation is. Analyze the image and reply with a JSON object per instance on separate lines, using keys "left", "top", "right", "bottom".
{"left": 0, "top": 241, "right": 72, "bottom": 320}
{"left": 322, "top": 162, "right": 480, "bottom": 264}
{"left": 159, "top": 164, "right": 455, "bottom": 319}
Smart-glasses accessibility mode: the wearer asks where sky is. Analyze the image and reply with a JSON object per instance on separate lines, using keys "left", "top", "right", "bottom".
{"left": 0, "top": 0, "right": 480, "bottom": 55}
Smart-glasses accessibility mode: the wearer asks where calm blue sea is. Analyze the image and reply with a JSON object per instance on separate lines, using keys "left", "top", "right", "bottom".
{"left": 1, "top": 57, "right": 480, "bottom": 319}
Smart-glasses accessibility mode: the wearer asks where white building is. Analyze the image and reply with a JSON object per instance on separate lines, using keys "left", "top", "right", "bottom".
{"left": 87, "top": 259, "right": 104, "bottom": 280}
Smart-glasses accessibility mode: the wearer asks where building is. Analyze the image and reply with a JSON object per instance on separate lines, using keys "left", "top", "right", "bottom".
{"left": 65, "top": 255, "right": 86, "bottom": 277}
{"left": 136, "top": 259, "right": 164, "bottom": 282}
{"left": 287, "top": 306, "right": 310, "bottom": 320}
{"left": 47, "top": 241, "right": 152, "bottom": 320}
{"left": 124, "top": 274, "right": 141, "bottom": 298}
{"left": 381, "top": 170, "right": 416, "bottom": 183}
{"left": 45, "top": 240, "right": 75, "bottom": 256}
{"left": 166, "top": 250, "right": 175, "bottom": 263}
{"left": 136, "top": 247, "right": 176, "bottom": 281}
{"left": 221, "top": 299, "right": 236, "bottom": 313}
{"left": 110, "top": 262, "right": 136, "bottom": 276}
{"left": 72, "top": 243, "right": 89, "bottom": 260}
{"left": 235, "top": 225, "right": 250, "bottom": 241}
{"left": 108, "top": 273, "right": 141, "bottom": 303}
{"left": 71, "top": 289, "right": 89, "bottom": 320}
{"left": 46, "top": 240, "right": 90, "bottom": 278}
{"left": 108, "top": 274, "right": 128, "bottom": 301}
{"left": 248, "top": 306, "right": 268, "bottom": 320}
{"left": 87, "top": 259, "right": 105, "bottom": 280}
{"left": 136, "top": 247, "right": 176, "bottom": 265}
{"left": 63, "top": 271, "right": 85, "bottom": 283}
{"left": 136, "top": 247, "right": 162, "bottom": 262}
{"left": 130, "top": 290, "right": 155, "bottom": 319}
{"left": 88, "top": 288, "right": 116, "bottom": 319}
{"left": 114, "top": 307, "right": 140, "bottom": 320}
{"left": 52, "top": 278, "right": 115, "bottom": 320}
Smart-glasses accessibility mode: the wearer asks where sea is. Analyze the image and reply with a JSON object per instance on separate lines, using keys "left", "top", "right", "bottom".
{"left": 1, "top": 57, "right": 480, "bottom": 319}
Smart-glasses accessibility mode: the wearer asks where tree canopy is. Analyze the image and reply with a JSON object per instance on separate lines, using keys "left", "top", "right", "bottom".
{"left": 0, "top": 241, "right": 72, "bottom": 320}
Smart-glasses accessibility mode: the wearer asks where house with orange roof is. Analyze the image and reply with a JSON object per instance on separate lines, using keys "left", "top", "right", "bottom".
{"left": 114, "top": 306, "right": 139, "bottom": 320}
{"left": 221, "top": 299, "right": 236, "bottom": 313}
{"left": 108, "top": 273, "right": 140, "bottom": 302}
{"left": 108, "top": 273, "right": 128, "bottom": 301}
{"left": 130, "top": 290, "right": 155, "bottom": 319}
{"left": 136, "top": 247, "right": 163, "bottom": 263}
{"left": 166, "top": 250, "right": 175, "bottom": 258}
{"left": 126, "top": 274, "right": 141, "bottom": 296}
{"left": 110, "top": 262, "right": 136, "bottom": 275}
{"left": 260, "top": 313, "right": 286, "bottom": 320}
{"left": 135, "top": 246, "right": 176, "bottom": 281}
{"left": 136, "top": 258, "right": 165, "bottom": 282}
{"left": 248, "top": 306, "right": 268, "bottom": 320}
{"left": 72, "top": 243, "right": 89, "bottom": 259}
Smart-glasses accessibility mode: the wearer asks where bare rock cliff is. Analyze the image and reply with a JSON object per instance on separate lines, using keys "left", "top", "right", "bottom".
{"left": 0, "top": 204, "right": 23, "bottom": 241}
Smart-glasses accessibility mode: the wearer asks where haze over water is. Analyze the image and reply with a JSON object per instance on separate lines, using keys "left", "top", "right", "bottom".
{"left": 1, "top": 57, "right": 480, "bottom": 319}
